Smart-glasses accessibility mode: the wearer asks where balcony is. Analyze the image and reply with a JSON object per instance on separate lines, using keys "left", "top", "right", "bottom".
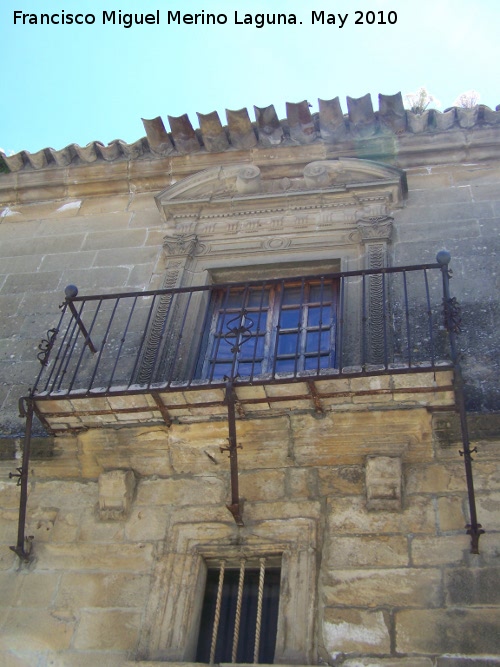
{"left": 13, "top": 252, "right": 484, "bottom": 557}
{"left": 25, "top": 257, "right": 459, "bottom": 432}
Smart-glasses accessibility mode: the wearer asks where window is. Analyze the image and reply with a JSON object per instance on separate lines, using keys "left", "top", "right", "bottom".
{"left": 200, "top": 278, "right": 338, "bottom": 380}
{"left": 139, "top": 518, "right": 317, "bottom": 664}
{"left": 196, "top": 558, "right": 281, "bottom": 664}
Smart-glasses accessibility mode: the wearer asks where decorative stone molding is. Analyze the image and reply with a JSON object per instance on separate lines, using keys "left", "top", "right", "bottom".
{"left": 356, "top": 215, "right": 394, "bottom": 242}
{"left": 139, "top": 513, "right": 318, "bottom": 663}
{"left": 365, "top": 456, "right": 403, "bottom": 511}
{"left": 236, "top": 165, "right": 261, "bottom": 194}
{"left": 138, "top": 235, "right": 200, "bottom": 385}
{"left": 162, "top": 233, "right": 199, "bottom": 258}
{"left": 154, "top": 160, "right": 407, "bottom": 229}
{"left": 98, "top": 469, "right": 137, "bottom": 520}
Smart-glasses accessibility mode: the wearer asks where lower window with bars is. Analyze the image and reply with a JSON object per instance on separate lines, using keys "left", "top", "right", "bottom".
{"left": 196, "top": 557, "right": 281, "bottom": 664}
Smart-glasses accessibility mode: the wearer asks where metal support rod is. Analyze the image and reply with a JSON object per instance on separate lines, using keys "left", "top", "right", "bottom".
{"left": 65, "top": 285, "right": 97, "bottom": 353}
{"left": 222, "top": 381, "right": 244, "bottom": 526}
{"left": 10, "top": 399, "right": 35, "bottom": 562}
{"left": 437, "top": 250, "right": 484, "bottom": 553}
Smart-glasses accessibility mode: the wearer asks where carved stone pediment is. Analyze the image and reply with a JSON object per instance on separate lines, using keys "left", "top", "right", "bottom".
{"left": 155, "top": 159, "right": 407, "bottom": 229}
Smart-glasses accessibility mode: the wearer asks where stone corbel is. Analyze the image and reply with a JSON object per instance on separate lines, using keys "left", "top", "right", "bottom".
{"left": 98, "top": 469, "right": 137, "bottom": 520}
{"left": 365, "top": 455, "right": 403, "bottom": 511}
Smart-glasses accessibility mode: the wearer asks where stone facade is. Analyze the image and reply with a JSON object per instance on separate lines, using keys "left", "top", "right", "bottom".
{"left": 1, "top": 94, "right": 499, "bottom": 666}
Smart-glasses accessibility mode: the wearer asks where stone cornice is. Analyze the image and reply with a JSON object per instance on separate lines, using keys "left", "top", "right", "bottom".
{"left": 1, "top": 125, "right": 500, "bottom": 206}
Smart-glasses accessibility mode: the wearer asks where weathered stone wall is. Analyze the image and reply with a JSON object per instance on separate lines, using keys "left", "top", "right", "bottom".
{"left": 1, "top": 408, "right": 499, "bottom": 665}
{"left": 1, "top": 128, "right": 499, "bottom": 665}
{"left": 1, "top": 147, "right": 499, "bottom": 436}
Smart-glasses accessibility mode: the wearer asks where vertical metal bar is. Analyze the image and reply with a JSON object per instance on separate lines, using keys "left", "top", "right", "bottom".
{"left": 232, "top": 558, "right": 246, "bottom": 662}
{"left": 55, "top": 303, "right": 87, "bottom": 392}
{"left": 67, "top": 299, "right": 103, "bottom": 393}
{"left": 381, "top": 271, "right": 389, "bottom": 367}
{"left": 128, "top": 294, "right": 158, "bottom": 387}
{"left": 253, "top": 557, "right": 266, "bottom": 664}
{"left": 107, "top": 296, "right": 138, "bottom": 390}
{"left": 10, "top": 399, "right": 34, "bottom": 562}
{"left": 249, "top": 282, "right": 268, "bottom": 381}
{"left": 87, "top": 298, "right": 119, "bottom": 392}
{"left": 361, "top": 273, "right": 367, "bottom": 369}
{"left": 271, "top": 279, "right": 286, "bottom": 377}
{"left": 208, "top": 286, "right": 232, "bottom": 382}
{"left": 423, "top": 269, "right": 436, "bottom": 367}
{"left": 164, "top": 289, "right": 194, "bottom": 386}
{"left": 209, "top": 560, "right": 226, "bottom": 665}
{"left": 438, "top": 251, "right": 484, "bottom": 553}
{"left": 187, "top": 286, "right": 214, "bottom": 384}
{"left": 337, "top": 276, "right": 345, "bottom": 371}
{"left": 145, "top": 288, "right": 177, "bottom": 387}
{"left": 67, "top": 301, "right": 97, "bottom": 353}
{"left": 224, "top": 382, "right": 243, "bottom": 526}
{"left": 294, "top": 277, "right": 306, "bottom": 376}
{"left": 402, "top": 271, "right": 412, "bottom": 367}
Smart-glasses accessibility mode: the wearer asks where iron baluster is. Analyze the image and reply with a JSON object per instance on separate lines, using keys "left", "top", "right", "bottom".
{"left": 423, "top": 268, "right": 436, "bottom": 368}
{"left": 402, "top": 270, "right": 412, "bottom": 367}
{"left": 65, "top": 285, "right": 97, "bottom": 353}
{"left": 67, "top": 298, "right": 103, "bottom": 393}
{"left": 128, "top": 293, "right": 159, "bottom": 387}
{"left": 10, "top": 399, "right": 35, "bottom": 562}
{"left": 107, "top": 296, "right": 138, "bottom": 391}
{"left": 221, "top": 382, "right": 244, "bottom": 525}
{"left": 437, "top": 250, "right": 484, "bottom": 553}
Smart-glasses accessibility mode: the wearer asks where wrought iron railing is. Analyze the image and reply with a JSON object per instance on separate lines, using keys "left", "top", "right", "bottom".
{"left": 11, "top": 252, "right": 484, "bottom": 560}
{"left": 29, "top": 260, "right": 456, "bottom": 399}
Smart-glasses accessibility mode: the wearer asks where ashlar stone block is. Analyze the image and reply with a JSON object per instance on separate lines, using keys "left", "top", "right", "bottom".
{"left": 323, "top": 608, "right": 390, "bottom": 655}
{"left": 98, "top": 469, "right": 136, "bottom": 520}
{"left": 366, "top": 456, "right": 403, "bottom": 510}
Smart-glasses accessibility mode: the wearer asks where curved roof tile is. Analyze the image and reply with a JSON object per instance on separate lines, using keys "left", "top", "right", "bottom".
{"left": 2, "top": 92, "right": 500, "bottom": 174}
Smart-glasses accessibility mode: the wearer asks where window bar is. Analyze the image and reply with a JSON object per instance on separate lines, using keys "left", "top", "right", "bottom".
{"left": 293, "top": 277, "right": 306, "bottom": 376}
{"left": 249, "top": 282, "right": 268, "bottom": 381}
{"left": 423, "top": 269, "right": 436, "bottom": 367}
{"left": 86, "top": 298, "right": 119, "bottom": 392}
{"left": 315, "top": 276, "right": 325, "bottom": 374}
{"left": 231, "top": 558, "right": 246, "bottom": 662}
{"left": 271, "top": 280, "right": 286, "bottom": 377}
{"left": 107, "top": 296, "right": 138, "bottom": 391}
{"left": 402, "top": 271, "right": 412, "bottom": 367}
{"left": 208, "top": 286, "right": 232, "bottom": 382}
{"left": 127, "top": 293, "right": 159, "bottom": 387}
{"left": 209, "top": 560, "right": 226, "bottom": 665}
{"left": 230, "top": 284, "right": 250, "bottom": 381}
{"left": 253, "top": 557, "right": 266, "bottom": 664}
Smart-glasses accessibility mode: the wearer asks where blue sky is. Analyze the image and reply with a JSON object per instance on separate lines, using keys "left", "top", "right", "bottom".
{"left": 2, "top": 0, "right": 499, "bottom": 155}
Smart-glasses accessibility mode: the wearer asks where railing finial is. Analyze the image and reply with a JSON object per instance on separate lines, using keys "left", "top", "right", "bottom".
{"left": 65, "top": 284, "right": 78, "bottom": 300}
{"left": 436, "top": 249, "right": 451, "bottom": 266}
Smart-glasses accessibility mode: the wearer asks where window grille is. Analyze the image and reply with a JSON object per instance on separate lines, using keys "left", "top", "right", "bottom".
{"left": 201, "top": 278, "right": 338, "bottom": 380}
{"left": 196, "top": 557, "right": 281, "bottom": 664}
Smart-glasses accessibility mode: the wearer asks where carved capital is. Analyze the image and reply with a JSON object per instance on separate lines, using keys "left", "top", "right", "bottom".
{"left": 163, "top": 233, "right": 199, "bottom": 258}
{"left": 356, "top": 215, "right": 394, "bottom": 242}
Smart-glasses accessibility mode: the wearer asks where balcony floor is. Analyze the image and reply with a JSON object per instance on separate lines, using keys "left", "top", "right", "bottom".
{"left": 31, "top": 368, "right": 456, "bottom": 433}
